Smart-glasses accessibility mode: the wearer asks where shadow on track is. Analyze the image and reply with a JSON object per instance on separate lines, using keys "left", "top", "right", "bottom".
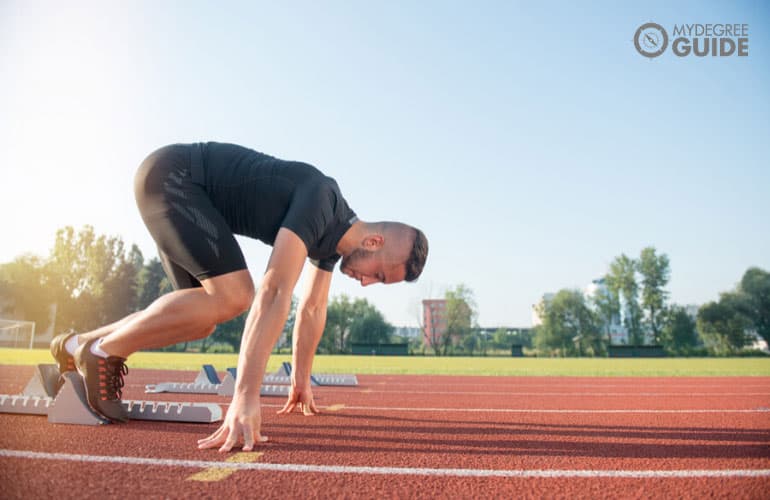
{"left": 260, "top": 412, "right": 770, "bottom": 459}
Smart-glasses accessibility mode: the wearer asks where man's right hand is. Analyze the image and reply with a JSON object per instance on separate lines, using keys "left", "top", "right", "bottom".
{"left": 277, "top": 383, "right": 320, "bottom": 416}
{"left": 197, "top": 394, "right": 267, "bottom": 452}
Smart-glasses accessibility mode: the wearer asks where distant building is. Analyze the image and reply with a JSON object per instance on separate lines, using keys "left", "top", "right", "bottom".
{"left": 584, "top": 278, "right": 629, "bottom": 345}
{"left": 422, "top": 299, "right": 447, "bottom": 347}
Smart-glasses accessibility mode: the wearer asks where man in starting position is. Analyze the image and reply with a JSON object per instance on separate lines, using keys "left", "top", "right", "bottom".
{"left": 49, "top": 142, "right": 428, "bottom": 452}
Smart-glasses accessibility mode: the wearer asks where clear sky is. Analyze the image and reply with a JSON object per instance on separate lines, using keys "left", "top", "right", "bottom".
{"left": 1, "top": 1, "right": 768, "bottom": 328}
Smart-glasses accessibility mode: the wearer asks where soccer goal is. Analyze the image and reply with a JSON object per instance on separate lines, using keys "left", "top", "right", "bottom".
{"left": 0, "top": 319, "right": 36, "bottom": 348}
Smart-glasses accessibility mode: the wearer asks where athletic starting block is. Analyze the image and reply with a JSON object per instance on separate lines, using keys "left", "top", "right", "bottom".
{"left": 0, "top": 366, "right": 221, "bottom": 425}
{"left": 272, "top": 362, "right": 359, "bottom": 387}
{"left": 145, "top": 362, "right": 358, "bottom": 395}
{"left": 145, "top": 365, "right": 291, "bottom": 397}
{"left": 22, "top": 363, "right": 60, "bottom": 397}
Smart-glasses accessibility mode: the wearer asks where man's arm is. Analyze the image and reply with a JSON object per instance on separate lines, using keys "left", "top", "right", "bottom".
{"left": 278, "top": 263, "right": 332, "bottom": 415}
{"left": 198, "top": 227, "right": 307, "bottom": 452}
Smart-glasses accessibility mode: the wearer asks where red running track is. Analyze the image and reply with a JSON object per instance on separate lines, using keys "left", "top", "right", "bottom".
{"left": 0, "top": 365, "right": 768, "bottom": 499}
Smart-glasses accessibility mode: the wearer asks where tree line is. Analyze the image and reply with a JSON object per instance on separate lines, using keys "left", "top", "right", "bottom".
{"left": 533, "top": 247, "right": 770, "bottom": 356}
{"left": 2, "top": 228, "right": 767, "bottom": 356}
{"left": 0, "top": 225, "right": 396, "bottom": 353}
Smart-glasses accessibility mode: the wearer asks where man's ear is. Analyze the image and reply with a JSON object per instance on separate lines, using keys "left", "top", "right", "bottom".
{"left": 362, "top": 234, "right": 385, "bottom": 250}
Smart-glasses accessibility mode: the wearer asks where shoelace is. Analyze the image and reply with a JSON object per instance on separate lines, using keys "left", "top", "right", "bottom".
{"left": 104, "top": 358, "right": 129, "bottom": 400}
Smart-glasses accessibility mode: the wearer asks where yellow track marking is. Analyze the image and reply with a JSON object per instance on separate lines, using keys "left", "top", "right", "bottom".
{"left": 360, "top": 389, "right": 373, "bottom": 393}
{"left": 325, "top": 404, "right": 346, "bottom": 412}
{"left": 186, "top": 452, "right": 264, "bottom": 482}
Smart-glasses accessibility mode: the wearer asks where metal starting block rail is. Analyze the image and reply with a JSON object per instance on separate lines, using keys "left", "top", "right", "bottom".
{"left": 272, "top": 362, "right": 359, "bottom": 387}
{"left": 0, "top": 395, "right": 53, "bottom": 415}
{"left": 145, "top": 365, "right": 291, "bottom": 397}
{"left": 144, "top": 362, "right": 358, "bottom": 395}
{"left": 0, "top": 366, "right": 221, "bottom": 426}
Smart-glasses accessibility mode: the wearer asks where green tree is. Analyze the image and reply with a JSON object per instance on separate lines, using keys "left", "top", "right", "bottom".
{"left": 660, "top": 305, "right": 698, "bottom": 355}
{"left": 534, "top": 289, "right": 603, "bottom": 356}
{"left": 738, "top": 267, "right": 770, "bottom": 345}
{"left": 280, "top": 295, "right": 298, "bottom": 350}
{"left": 0, "top": 255, "right": 54, "bottom": 332}
{"left": 697, "top": 293, "right": 752, "bottom": 355}
{"left": 321, "top": 294, "right": 355, "bottom": 353}
{"left": 102, "top": 244, "right": 144, "bottom": 323}
{"left": 491, "top": 327, "right": 511, "bottom": 350}
{"left": 606, "top": 254, "right": 644, "bottom": 345}
{"left": 490, "top": 327, "right": 533, "bottom": 350}
{"left": 321, "top": 295, "right": 391, "bottom": 353}
{"left": 45, "top": 225, "right": 144, "bottom": 332}
{"left": 349, "top": 306, "right": 393, "bottom": 345}
{"left": 443, "top": 284, "right": 477, "bottom": 356}
{"left": 136, "top": 258, "right": 173, "bottom": 310}
{"left": 638, "top": 247, "right": 670, "bottom": 343}
{"left": 511, "top": 328, "right": 534, "bottom": 349}
{"left": 461, "top": 332, "right": 480, "bottom": 355}
{"left": 209, "top": 312, "right": 247, "bottom": 353}
{"left": 590, "top": 279, "right": 620, "bottom": 346}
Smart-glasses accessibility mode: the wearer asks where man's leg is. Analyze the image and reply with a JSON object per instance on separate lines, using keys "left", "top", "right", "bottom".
{"left": 51, "top": 312, "right": 142, "bottom": 374}
{"left": 73, "top": 269, "right": 253, "bottom": 423}
{"left": 74, "top": 142, "right": 253, "bottom": 422}
{"left": 99, "top": 269, "right": 254, "bottom": 357}
{"left": 77, "top": 311, "right": 142, "bottom": 344}
{"left": 53, "top": 249, "right": 204, "bottom": 363}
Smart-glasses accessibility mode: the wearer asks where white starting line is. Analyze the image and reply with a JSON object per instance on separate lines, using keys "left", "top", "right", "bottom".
{"left": 1, "top": 449, "right": 768, "bottom": 479}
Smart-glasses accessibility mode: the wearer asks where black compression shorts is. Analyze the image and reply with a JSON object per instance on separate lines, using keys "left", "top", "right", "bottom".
{"left": 134, "top": 144, "right": 247, "bottom": 289}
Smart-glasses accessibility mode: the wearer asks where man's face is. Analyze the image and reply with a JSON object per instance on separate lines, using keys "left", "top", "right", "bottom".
{"left": 340, "top": 248, "right": 407, "bottom": 286}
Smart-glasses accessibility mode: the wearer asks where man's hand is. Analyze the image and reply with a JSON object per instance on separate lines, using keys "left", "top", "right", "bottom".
{"left": 197, "top": 394, "right": 267, "bottom": 452}
{"left": 198, "top": 228, "right": 306, "bottom": 453}
{"left": 277, "top": 384, "right": 320, "bottom": 416}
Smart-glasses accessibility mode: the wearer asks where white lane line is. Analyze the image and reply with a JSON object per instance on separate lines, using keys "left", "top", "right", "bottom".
{"left": 324, "top": 407, "right": 770, "bottom": 414}
{"left": 364, "top": 382, "right": 770, "bottom": 389}
{"left": 324, "top": 390, "right": 770, "bottom": 397}
{"left": 2, "top": 449, "right": 768, "bottom": 478}
{"left": 255, "top": 403, "right": 770, "bottom": 414}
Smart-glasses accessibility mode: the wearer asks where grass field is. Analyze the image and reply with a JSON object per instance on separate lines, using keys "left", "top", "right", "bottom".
{"left": 1, "top": 348, "right": 769, "bottom": 376}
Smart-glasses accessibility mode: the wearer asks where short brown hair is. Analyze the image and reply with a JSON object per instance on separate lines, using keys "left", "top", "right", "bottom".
{"left": 405, "top": 227, "right": 428, "bottom": 282}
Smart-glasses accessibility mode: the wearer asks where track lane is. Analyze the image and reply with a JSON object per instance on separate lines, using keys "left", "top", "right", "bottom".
{"left": 1, "top": 365, "right": 768, "bottom": 498}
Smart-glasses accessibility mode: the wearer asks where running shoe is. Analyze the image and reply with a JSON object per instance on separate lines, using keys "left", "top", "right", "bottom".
{"left": 74, "top": 339, "right": 129, "bottom": 423}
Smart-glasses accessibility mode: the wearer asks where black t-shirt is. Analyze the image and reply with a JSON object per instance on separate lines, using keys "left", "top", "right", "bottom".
{"left": 200, "top": 142, "right": 357, "bottom": 272}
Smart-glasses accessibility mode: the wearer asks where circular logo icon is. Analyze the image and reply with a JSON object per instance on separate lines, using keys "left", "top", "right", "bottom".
{"left": 634, "top": 22, "right": 668, "bottom": 58}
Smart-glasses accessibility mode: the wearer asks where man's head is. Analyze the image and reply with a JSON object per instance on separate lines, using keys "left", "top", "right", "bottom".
{"left": 339, "top": 221, "right": 428, "bottom": 286}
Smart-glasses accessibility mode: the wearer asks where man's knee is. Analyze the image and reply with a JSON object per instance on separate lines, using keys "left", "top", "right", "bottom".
{"left": 207, "top": 273, "right": 255, "bottom": 322}
{"left": 219, "top": 290, "right": 254, "bottom": 321}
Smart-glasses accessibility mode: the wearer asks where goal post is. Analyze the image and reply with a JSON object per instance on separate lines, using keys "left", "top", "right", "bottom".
{"left": 0, "top": 319, "right": 36, "bottom": 349}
